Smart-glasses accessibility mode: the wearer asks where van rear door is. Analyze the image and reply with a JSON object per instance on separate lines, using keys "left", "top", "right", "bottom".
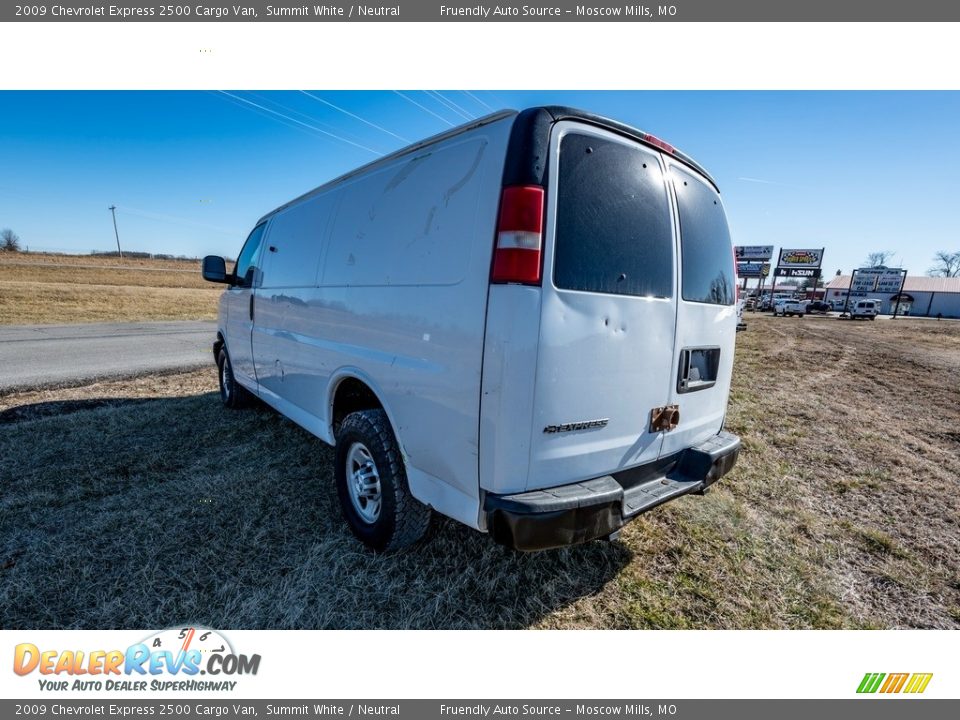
{"left": 525, "top": 122, "right": 679, "bottom": 492}
{"left": 660, "top": 161, "right": 738, "bottom": 457}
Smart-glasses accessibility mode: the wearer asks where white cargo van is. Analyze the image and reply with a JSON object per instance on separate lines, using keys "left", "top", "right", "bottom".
{"left": 850, "top": 299, "right": 880, "bottom": 319}
{"left": 202, "top": 107, "right": 741, "bottom": 551}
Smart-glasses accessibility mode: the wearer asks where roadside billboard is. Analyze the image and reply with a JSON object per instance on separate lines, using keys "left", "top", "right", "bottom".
{"left": 850, "top": 267, "right": 906, "bottom": 293}
{"left": 735, "top": 245, "right": 774, "bottom": 261}
{"left": 774, "top": 267, "right": 822, "bottom": 278}
{"left": 777, "top": 248, "right": 824, "bottom": 268}
{"left": 737, "top": 262, "right": 771, "bottom": 278}
{"left": 877, "top": 270, "right": 907, "bottom": 293}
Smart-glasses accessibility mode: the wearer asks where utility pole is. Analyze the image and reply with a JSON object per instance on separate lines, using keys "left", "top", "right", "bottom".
{"left": 108, "top": 205, "right": 124, "bottom": 260}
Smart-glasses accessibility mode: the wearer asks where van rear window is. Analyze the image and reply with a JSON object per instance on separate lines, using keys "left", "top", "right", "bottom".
{"left": 553, "top": 133, "right": 673, "bottom": 299}
{"left": 673, "top": 166, "right": 735, "bottom": 306}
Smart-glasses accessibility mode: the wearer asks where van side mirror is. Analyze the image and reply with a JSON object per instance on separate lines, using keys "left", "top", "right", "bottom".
{"left": 201, "top": 255, "right": 230, "bottom": 283}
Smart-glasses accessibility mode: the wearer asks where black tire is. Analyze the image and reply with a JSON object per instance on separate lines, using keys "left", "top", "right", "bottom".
{"left": 335, "top": 409, "right": 431, "bottom": 552}
{"left": 217, "top": 347, "right": 252, "bottom": 409}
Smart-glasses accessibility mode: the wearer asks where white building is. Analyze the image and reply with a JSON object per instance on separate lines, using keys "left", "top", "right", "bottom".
{"left": 825, "top": 275, "right": 960, "bottom": 318}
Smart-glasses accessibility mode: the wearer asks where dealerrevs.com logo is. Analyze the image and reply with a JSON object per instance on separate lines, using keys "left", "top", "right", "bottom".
{"left": 13, "top": 627, "right": 260, "bottom": 692}
{"left": 857, "top": 673, "right": 933, "bottom": 694}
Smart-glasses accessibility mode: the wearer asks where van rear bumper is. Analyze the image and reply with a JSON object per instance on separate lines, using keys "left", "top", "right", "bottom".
{"left": 483, "top": 431, "right": 741, "bottom": 551}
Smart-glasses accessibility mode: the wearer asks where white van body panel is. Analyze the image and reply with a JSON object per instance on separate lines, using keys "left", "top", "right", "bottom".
{"left": 478, "top": 284, "right": 542, "bottom": 495}
{"left": 240, "top": 116, "right": 515, "bottom": 529}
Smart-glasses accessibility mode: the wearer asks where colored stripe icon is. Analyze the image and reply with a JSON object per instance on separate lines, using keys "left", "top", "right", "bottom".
{"left": 857, "top": 672, "right": 933, "bottom": 694}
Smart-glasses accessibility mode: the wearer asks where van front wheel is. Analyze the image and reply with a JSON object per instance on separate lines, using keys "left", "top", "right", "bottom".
{"left": 335, "top": 409, "right": 431, "bottom": 552}
{"left": 217, "top": 348, "right": 252, "bottom": 409}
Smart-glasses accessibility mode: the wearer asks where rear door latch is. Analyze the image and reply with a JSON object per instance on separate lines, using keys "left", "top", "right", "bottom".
{"left": 650, "top": 404, "right": 680, "bottom": 432}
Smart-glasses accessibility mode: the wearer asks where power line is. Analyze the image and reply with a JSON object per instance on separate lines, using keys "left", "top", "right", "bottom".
{"left": 463, "top": 90, "right": 495, "bottom": 112}
{"left": 426, "top": 91, "right": 474, "bottom": 120}
{"left": 392, "top": 91, "right": 455, "bottom": 127}
{"left": 213, "top": 90, "right": 335, "bottom": 141}
{"left": 246, "top": 91, "right": 375, "bottom": 144}
{"left": 217, "top": 91, "right": 382, "bottom": 156}
{"left": 300, "top": 91, "right": 411, "bottom": 143}
{"left": 430, "top": 90, "right": 477, "bottom": 120}
{"left": 114, "top": 205, "right": 242, "bottom": 236}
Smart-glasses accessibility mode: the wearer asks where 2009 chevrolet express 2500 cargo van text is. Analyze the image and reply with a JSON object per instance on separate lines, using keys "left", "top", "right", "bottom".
{"left": 202, "top": 107, "right": 741, "bottom": 552}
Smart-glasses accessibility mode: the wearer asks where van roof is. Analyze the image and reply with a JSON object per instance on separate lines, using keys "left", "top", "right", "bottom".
{"left": 502, "top": 106, "right": 718, "bottom": 191}
{"left": 256, "top": 106, "right": 718, "bottom": 225}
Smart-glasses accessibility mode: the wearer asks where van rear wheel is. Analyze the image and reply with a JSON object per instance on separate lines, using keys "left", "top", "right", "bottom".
{"left": 335, "top": 409, "right": 431, "bottom": 552}
{"left": 217, "top": 347, "right": 252, "bottom": 409}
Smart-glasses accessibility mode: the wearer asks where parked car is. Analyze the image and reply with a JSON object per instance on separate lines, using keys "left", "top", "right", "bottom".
{"left": 774, "top": 299, "right": 806, "bottom": 317}
{"left": 805, "top": 300, "right": 831, "bottom": 314}
{"left": 201, "top": 106, "right": 741, "bottom": 552}
{"left": 850, "top": 299, "right": 880, "bottom": 320}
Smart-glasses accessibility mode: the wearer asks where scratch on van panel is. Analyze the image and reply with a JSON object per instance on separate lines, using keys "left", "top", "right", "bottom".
{"left": 421, "top": 205, "right": 437, "bottom": 237}
{"left": 442, "top": 141, "right": 487, "bottom": 207}
{"left": 385, "top": 154, "right": 431, "bottom": 192}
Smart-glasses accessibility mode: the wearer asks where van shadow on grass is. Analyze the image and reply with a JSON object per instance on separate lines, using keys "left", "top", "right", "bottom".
{"left": 0, "top": 392, "right": 631, "bottom": 630}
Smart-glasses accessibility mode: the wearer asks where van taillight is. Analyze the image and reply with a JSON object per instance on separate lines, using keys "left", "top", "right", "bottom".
{"left": 642, "top": 133, "right": 675, "bottom": 155}
{"left": 491, "top": 185, "right": 544, "bottom": 285}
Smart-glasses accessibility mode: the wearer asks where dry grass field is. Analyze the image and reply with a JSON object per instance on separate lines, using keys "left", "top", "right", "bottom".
{"left": 1, "top": 314, "right": 958, "bottom": 629}
{"left": 0, "top": 252, "right": 222, "bottom": 324}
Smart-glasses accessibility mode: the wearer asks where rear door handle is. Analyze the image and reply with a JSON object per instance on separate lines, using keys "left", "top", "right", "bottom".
{"left": 249, "top": 294, "right": 254, "bottom": 321}
{"left": 677, "top": 347, "right": 720, "bottom": 393}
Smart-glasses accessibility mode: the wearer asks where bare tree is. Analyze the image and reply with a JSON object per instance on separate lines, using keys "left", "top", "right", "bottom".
{"left": 1, "top": 228, "right": 21, "bottom": 252}
{"left": 864, "top": 250, "right": 894, "bottom": 268}
{"left": 928, "top": 250, "right": 960, "bottom": 278}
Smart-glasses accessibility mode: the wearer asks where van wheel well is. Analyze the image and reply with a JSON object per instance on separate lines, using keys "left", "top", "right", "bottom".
{"left": 332, "top": 378, "right": 383, "bottom": 437}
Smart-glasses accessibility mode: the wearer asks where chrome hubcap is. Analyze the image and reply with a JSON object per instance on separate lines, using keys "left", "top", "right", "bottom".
{"left": 346, "top": 442, "right": 382, "bottom": 524}
{"left": 221, "top": 359, "right": 232, "bottom": 400}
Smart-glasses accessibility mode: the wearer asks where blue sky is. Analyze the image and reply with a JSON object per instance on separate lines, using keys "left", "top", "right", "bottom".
{"left": 1, "top": 90, "right": 958, "bottom": 277}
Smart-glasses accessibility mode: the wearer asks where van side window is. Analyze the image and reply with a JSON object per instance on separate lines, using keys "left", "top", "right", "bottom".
{"left": 673, "top": 167, "right": 735, "bottom": 306}
{"left": 553, "top": 133, "right": 673, "bottom": 299}
{"left": 234, "top": 222, "right": 267, "bottom": 286}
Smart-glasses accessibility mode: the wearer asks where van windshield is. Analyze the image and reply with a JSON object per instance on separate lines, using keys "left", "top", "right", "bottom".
{"left": 553, "top": 133, "right": 673, "bottom": 299}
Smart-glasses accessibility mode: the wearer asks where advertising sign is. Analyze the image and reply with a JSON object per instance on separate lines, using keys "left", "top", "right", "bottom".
{"left": 735, "top": 245, "right": 774, "bottom": 261}
{"left": 774, "top": 267, "right": 821, "bottom": 278}
{"left": 851, "top": 274, "right": 878, "bottom": 292}
{"left": 778, "top": 248, "right": 824, "bottom": 268}
{"left": 851, "top": 267, "right": 905, "bottom": 293}
{"left": 737, "top": 262, "right": 771, "bottom": 278}
{"left": 876, "top": 270, "right": 907, "bottom": 293}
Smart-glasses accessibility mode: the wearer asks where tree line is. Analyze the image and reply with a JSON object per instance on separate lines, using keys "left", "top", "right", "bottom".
{"left": 864, "top": 249, "right": 960, "bottom": 277}
{"left": 0, "top": 229, "right": 202, "bottom": 260}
